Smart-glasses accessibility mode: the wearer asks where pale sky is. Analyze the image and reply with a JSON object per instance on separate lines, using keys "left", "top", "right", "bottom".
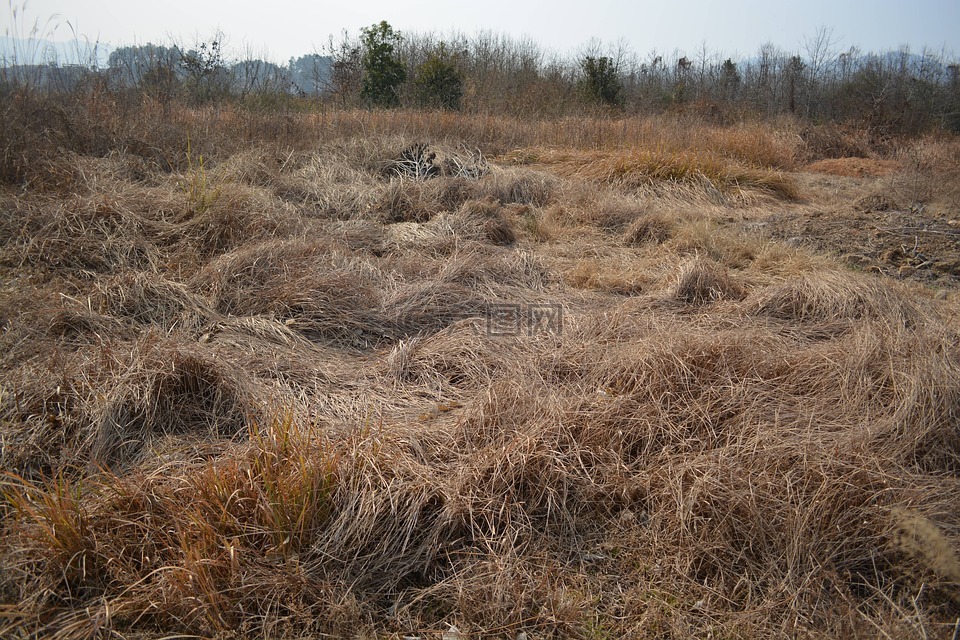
{"left": 5, "top": 0, "right": 959, "bottom": 63}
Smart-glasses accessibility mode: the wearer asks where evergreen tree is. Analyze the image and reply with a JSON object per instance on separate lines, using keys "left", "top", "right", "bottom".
{"left": 578, "top": 55, "right": 624, "bottom": 107}
{"left": 414, "top": 43, "right": 464, "bottom": 110}
{"left": 360, "top": 21, "right": 406, "bottom": 107}
{"left": 719, "top": 58, "right": 741, "bottom": 101}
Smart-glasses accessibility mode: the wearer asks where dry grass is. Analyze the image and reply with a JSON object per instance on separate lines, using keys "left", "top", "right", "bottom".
{"left": 622, "top": 210, "right": 676, "bottom": 245}
{"left": 667, "top": 255, "right": 745, "bottom": 305}
{"left": 803, "top": 157, "right": 901, "bottom": 178}
{"left": 2, "top": 99, "right": 960, "bottom": 640}
{"left": 746, "top": 269, "right": 926, "bottom": 327}
{"left": 447, "top": 197, "right": 517, "bottom": 246}
{"left": 890, "top": 137, "right": 960, "bottom": 212}
{"left": 86, "top": 337, "right": 253, "bottom": 471}
{"left": 503, "top": 147, "right": 800, "bottom": 203}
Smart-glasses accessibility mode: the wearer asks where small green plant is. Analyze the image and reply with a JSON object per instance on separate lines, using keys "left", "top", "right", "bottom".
{"left": 182, "top": 136, "right": 221, "bottom": 215}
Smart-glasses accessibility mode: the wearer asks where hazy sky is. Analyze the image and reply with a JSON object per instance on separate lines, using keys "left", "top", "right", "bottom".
{"left": 5, "top": 0, "right": 959, "bottom": 63}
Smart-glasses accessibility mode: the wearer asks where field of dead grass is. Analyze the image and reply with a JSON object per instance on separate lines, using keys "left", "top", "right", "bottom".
{"left": 2, "top": 100, "right": 960, "bottom": 639}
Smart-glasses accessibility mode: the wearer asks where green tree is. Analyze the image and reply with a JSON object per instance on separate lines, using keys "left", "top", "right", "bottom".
{"left": 579, "top": 55, "right": 623, "bottom": 107}
{"left": 360, "top": 21, "right": 406, "bottom": 107}
{"left": 786, "top": 55, "right": 806, "bottom": 114}
{"left": 719, "top": 58, "right": 741, "bottom": 101}
{"left": 414, "top": 43, "right": 464, "bottom": 110}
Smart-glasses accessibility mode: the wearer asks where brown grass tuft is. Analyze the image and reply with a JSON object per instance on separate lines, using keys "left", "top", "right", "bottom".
{"left": 506, "top": 147, "right": 800, "bottom": 202}
{"left": 746, "top": 269, "right": 925, "bottom": 327}
{"left": 88, "top": 339, "right": 252, "bottom": 471}
{"left": 168, "top": 182, "right": 305, "bottom": 260}
{"left": 93, "top": 271, "right": 215, "bottom": 334}
{"left": 623, "top": 211, "right": 676, "bottom": 245}
{"left": 381, "top": 280, "right": 489, "bottom": 339}
{"left": 668, "top": 255, "right": 744, "bottom": 305}
{"left": 798, "top": 122, "right": 876, "bottom": 161}
{"left": 480, "top": 167, "right": 557, "bottom": 206}
{"left": 564, "top": 257, "right": 652, "bottom": 295}
{"left": 804, "top": 157, "right": 901, "bottom": 177}
{"left": 374, "top": 179, "right": 436, "bottom": 223}
{"left": 449, "top": 197, "right": 516, "bottom": 245}
{"left": 0, "top": 195, "right": 161, "bottom": 274}
{"left": 386, "top": 321, "right": 504, "bottom": 389}
{"left": 891, "top": 508, "right": 960, "bottom": 586}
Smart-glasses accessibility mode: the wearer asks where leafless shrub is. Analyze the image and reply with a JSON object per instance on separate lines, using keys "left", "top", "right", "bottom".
{"left": 389, "top": 142, "right": 441, "bottom": 180}
{"left": 437, "top": 145, "right": 490, "bottom": 180}
{"left": 382, "top": 143, "right": 490, "bottom": 182}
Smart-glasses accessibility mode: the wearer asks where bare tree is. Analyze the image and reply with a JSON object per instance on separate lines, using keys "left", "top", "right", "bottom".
{"left": 803, "top": 26, "right": 840, "bottom": 82}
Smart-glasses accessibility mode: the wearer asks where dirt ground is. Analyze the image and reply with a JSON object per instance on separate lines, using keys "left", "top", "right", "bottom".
{"left": 750, "top": 163, "right": 960, "bottom": 290}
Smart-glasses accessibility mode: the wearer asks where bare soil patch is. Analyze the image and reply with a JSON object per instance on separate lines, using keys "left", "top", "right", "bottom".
{"left": 761, "top": 172, "right": 960, "bottom": 287}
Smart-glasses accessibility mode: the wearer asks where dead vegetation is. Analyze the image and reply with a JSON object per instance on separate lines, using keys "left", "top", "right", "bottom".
{"left": 2, "top": 99, "right": 960, "bottom": 639}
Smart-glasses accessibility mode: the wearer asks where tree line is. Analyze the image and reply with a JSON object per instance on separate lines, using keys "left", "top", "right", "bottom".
{"left": 3, "top": 22, "right": 958, "bottom": 133}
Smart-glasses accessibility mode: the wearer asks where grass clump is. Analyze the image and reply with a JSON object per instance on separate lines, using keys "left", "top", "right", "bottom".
{"left": 668, "top": 255, "right": 744, "bottom": 305}
{"left": 181, "top": 137, "right": 222, "bottom": 215}
{"left": 623, "top": 211, "right": 676, "bottom": 245}
{"left": 449, "top": 197, "right": 516, "bottom": 245}
{"left": 746, "top": 269, "right": 925, "bottom": 327}
{"left": 88, "top": 339, "right": 252, "bottom": 471}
